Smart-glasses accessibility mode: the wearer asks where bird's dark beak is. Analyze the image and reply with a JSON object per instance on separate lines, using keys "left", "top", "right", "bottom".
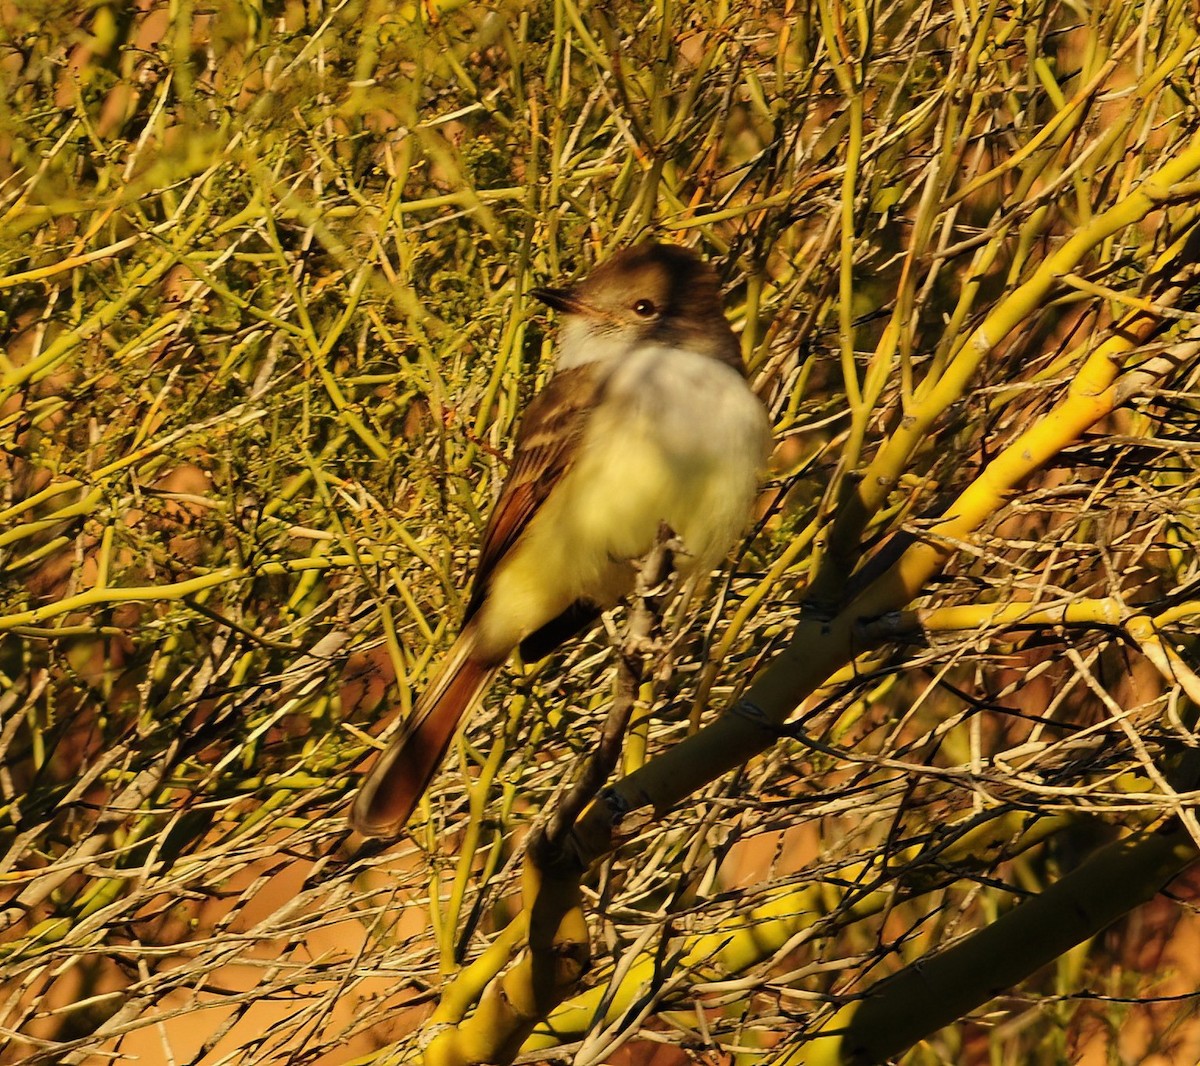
{"left": 530, "top": 286, "right": 583, "bottom": 313}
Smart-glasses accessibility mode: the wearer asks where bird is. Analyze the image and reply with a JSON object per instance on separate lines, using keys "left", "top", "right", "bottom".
{"left": 351, "top": 242, "right": 771, "bottom": 838}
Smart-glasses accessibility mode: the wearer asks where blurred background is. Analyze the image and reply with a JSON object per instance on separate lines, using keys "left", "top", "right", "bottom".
{"left": 1, "top": 1, "right": 1199, "bottom": 1063}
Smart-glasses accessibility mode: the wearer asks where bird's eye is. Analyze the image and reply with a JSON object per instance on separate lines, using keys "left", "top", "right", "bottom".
{"left": 632, "top": 298, "right": 658, "bottom": 318}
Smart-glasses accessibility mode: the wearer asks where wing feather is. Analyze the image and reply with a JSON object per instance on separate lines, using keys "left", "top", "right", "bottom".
{"left": 463, "top": 363, "right": 606, "bottom": 621}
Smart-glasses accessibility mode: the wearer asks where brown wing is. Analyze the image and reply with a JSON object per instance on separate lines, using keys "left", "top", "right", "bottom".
{"left": 463, "top": 363, "right": 606, "bottom": 621}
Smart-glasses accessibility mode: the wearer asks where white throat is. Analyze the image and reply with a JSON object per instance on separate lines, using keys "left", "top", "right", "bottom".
{"left": 554, "top": 316, "right": 636, "bottom": 369}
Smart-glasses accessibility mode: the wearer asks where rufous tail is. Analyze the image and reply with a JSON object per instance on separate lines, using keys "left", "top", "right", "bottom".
{"left": 351, "top": 631, "right": 498, "bottom": 838}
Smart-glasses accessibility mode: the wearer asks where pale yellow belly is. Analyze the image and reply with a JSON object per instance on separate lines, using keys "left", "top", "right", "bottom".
{"left": 474, "top": 346, "right": 769, "bottom": 658}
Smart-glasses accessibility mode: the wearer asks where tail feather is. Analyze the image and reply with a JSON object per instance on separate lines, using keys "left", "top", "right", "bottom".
{"left": 351, "top": 632, "right": 498, "bottom": 838}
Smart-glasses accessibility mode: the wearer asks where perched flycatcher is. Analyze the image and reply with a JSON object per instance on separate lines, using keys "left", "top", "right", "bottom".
{"left": 351, "top": 242, "right": 771, "bottom": 838}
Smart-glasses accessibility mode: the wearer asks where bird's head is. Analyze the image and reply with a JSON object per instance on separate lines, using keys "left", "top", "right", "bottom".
{"left": 532, "top": 242, "right": 740, "bottom": 368}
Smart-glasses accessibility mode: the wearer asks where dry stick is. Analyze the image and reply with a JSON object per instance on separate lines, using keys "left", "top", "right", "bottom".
{"left": 422, "top": 533, "right": 677, "bottom": 1066}
{"left": 522, "top": 809, "right": 1076, "bottom": 1054}
{"left": 806, "top": 133, "right": 1200, "bottom": 610}
{"left": 538, "top": 528, "right": 677, "bottom": 866}
{"left": 787, "top": 748, "right": 1200, "bottom": 1066}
